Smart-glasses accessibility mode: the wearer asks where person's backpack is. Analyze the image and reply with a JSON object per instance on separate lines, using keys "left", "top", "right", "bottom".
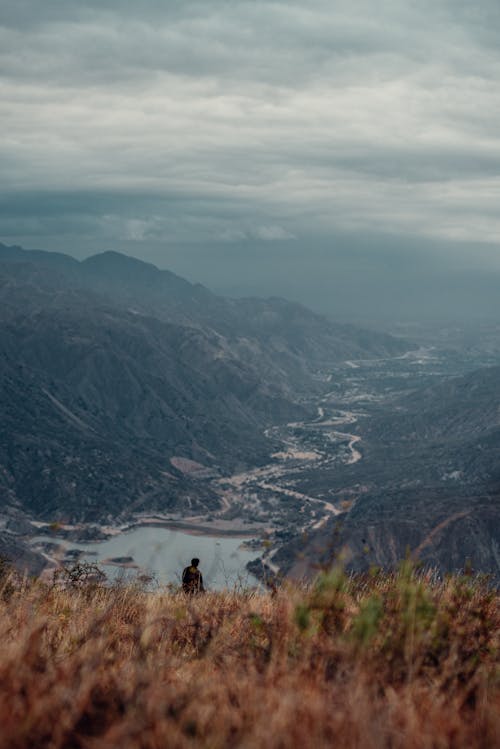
{"left": 182, "top": 565, "right": 201, "bottom": 593}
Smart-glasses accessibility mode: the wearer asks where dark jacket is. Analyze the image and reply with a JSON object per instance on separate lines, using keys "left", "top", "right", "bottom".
{"left": 182, "top": 565, "right": 204, "bottom": 594}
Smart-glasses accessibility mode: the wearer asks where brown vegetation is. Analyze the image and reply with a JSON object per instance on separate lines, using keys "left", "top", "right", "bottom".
{"left": 0, "top": 563, "right": 498, "bottom": 748}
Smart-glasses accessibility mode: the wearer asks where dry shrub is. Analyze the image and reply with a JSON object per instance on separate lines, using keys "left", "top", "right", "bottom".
{"left": 0, "top": 566, "right": 498, "bottom": 748}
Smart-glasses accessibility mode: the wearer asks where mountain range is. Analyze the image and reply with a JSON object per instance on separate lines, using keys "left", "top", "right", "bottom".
{"left": 0, "top": 242, "right": 408, "bottom": 532}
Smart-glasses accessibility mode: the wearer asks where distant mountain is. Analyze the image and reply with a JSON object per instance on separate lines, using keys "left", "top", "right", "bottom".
{"left": 0, "top": 244, "right": 408, "bottom": 386}
{"left": 0, "top": 243, "right": 410, "bottom": 523}
{"left": 278, "top": 366, "right": 500, "bottom": 581}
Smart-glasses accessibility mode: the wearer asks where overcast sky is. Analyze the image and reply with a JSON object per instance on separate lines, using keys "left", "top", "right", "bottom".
{"left": 1, "top": 0, "right": 500, "bottom": 316}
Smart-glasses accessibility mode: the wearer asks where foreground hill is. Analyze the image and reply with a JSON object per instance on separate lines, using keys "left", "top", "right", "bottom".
{"left": 0, "top": 566, "right": 497, "bottom": 749}
{"left": 0, "top": 243, "right": 409, "bottom": 525}
{"left": 278, "top": 366, "right": 500, "bottom": 582}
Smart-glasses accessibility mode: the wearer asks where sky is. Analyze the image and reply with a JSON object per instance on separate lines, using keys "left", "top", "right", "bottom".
{"left": 1, "top": 0, "right": 500, "bottom": 320}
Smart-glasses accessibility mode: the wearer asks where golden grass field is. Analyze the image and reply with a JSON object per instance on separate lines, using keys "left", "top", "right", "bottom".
{"left": 0, "top": 562, "right": 498, "bottom": 748}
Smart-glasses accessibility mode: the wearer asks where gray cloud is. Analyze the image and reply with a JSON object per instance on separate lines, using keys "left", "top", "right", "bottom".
{"left": 1, "top": 0, "right": 500, "bottom": 268}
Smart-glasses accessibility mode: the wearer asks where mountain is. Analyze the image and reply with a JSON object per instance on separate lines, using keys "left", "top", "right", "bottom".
{"left": 277, "top": 366, "right": 500, "bottom": 581}
{"left": 0, "top": 244, "right": 408, "bottom": 387}
{"left": 0, "top": 243, "right": 410, "bottom": 524}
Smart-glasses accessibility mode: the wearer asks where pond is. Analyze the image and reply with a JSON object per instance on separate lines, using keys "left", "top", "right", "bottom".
{"left": 33, "top": 525, "right": 262, "bottom": 590}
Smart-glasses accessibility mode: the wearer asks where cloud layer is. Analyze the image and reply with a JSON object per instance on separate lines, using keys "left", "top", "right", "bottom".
{"left": 1, "top": 0, "right": 500, "bottom": 257}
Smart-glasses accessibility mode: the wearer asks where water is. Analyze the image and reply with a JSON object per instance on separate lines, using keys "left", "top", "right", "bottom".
{"left": 33, "top": 525, "right": 262, "bottom": 590}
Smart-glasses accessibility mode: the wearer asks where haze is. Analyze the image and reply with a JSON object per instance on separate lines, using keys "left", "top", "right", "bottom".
{"left": 1, "top": 0, "right": 500, "bottom": 321}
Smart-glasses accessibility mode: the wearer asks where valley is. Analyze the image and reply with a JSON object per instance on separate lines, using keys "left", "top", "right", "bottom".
{"left": 11, "top": 324, "right": 500, "bottom": 585}
{"left": 1, "top": 244, "right": 499, "bottom": 584}
{"left": 123, "top": 331, "right": 499, "bottom": 581}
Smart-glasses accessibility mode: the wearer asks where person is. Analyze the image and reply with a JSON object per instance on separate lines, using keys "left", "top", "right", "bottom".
{"left": 182, "top": 557, "right": 205, "bottom": 594}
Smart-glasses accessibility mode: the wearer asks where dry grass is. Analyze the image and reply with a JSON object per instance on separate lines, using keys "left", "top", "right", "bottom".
{"left": 0, "top": 564, "right": 498, "bottom": 748}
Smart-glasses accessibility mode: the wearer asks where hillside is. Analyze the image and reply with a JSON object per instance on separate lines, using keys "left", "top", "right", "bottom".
{"left": 277, "top": 366, "right": 500, "bottom": 582}
{"left": 367, "top": 365, "right": 500, "bottom": 445}
{"left": 0, "top": 566, "right": 497, "bottom": 749}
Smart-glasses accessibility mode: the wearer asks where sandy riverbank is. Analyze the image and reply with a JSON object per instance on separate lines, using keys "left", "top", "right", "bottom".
{"left": 119, "top": 517, "right": 267, "bottom": 538}
{"left": 31, "top": 516, "right": 268, "bottom": 545}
